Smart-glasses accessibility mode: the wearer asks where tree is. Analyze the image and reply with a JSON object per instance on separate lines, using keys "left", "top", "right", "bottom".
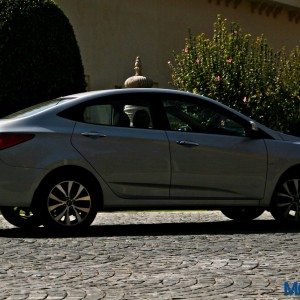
{"left": 169, "top": 16, "right": 300, "bottom": 134}
{"left": 0, "top": 0, "right": 86, "bottom": 117}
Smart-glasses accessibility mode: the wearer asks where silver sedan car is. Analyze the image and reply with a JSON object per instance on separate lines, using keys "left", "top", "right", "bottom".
{"left": 0, "top": 88, "right": 299, "bottom": 229}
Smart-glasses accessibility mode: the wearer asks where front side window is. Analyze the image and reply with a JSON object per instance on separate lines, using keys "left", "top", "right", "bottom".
{"left": 163, "top": 98, "right": 246, "bottom": 137}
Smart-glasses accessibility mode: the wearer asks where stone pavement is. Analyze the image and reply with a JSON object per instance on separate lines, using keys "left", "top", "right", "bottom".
{"left": 0, "top": 211, "right": 299, "bottom": 299}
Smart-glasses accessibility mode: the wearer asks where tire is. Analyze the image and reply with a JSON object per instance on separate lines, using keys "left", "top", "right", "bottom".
{"left": 39, "top": 174, "right": 98, "bottom": 230}
{"left": 270, "top": 176, "right": 300, "bottom": 223}
{"left": 1, "top": 207, "right": 41, "bottom": 228}
{"left": 221, "top": 207, "right": 264, "bottom": 221}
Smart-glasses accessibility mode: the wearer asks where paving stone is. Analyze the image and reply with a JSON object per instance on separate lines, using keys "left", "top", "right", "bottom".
{"left": 0, "top": 211, "right": 298, "bottom": 299}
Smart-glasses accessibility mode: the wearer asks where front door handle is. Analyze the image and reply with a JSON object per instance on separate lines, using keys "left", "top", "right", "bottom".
{"left": 176, "top": 140, "right": 199, "bottom": 147}
{"left": 81, "top": 132, "right": 107, "bottom": 139}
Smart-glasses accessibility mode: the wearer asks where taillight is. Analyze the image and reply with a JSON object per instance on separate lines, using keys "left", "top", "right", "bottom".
{"left": 0, "top": 133, "right": 35, "bottom": 150}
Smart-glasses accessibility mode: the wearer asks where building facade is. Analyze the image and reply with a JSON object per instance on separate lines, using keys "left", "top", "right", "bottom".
{"left": 55, "top": 0, "right": 300, "bottom": 90}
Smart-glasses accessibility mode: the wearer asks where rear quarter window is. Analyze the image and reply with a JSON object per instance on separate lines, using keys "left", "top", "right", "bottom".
{"left": 3, "top": 98, "right": 75, "bottom": 119}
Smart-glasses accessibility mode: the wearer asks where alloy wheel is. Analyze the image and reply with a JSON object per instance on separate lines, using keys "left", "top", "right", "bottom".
{"left": 47, "top": 180, "right": 92, "bottom": 227}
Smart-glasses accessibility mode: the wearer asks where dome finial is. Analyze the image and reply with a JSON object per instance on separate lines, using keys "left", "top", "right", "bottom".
{"left": 134, "top": 56, "right": 142, "bottom": 76}
{"left": 124, "top": 56, "right": 153, "bottom": 88}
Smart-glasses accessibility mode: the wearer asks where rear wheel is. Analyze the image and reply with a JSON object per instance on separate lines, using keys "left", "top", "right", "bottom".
{"left": 271, "top": 176, "right": 300, "bottom": 223}
{"left": 39, "top": 174, "right": 98, "bottom": 230}
{"left": 221, "top": 207, "right": 264, "bottom": 221}
{"left": 1, "top": 207, "right": 41, "bottom": 228}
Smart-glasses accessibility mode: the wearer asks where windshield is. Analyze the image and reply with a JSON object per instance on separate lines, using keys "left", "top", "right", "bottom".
{"left": 2, "top": 97, "right": 75, "bottom": 119}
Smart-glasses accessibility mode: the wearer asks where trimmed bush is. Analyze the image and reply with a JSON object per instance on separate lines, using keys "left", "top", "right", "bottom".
{"left": 169, "top": 16, "right": 300, "bottom": 134}
{"left": 0, "top": 0, "right": 86, "bottom": 117}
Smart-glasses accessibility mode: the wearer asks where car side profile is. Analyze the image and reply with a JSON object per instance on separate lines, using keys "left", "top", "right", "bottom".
{"left": 0, "top": 88, "right": 299, "bottom": 229}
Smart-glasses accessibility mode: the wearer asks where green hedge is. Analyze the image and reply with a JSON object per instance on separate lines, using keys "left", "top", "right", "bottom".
{"left": 0, "top": 0, "right": 86, "bottom": 117}
{"left": 169, "top": 16, "right": 300, "bottom": 135}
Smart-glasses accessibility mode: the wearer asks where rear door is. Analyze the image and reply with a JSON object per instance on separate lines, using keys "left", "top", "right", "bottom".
{"left": 71, "top": 93, "right": 170, "bottom": 199}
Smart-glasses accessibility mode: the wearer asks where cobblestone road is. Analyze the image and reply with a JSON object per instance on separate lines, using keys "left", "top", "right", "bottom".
{"left": 0, "top": 211, "right": 299, "bottom": 299}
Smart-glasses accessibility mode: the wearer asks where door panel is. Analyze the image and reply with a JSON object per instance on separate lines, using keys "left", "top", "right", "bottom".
{"left": 161, "top": 95, "right": 268, "bottom": 200}
{"left": 72, "top": 123, "right": 170, "bottom": 198}
{"left": 167, "top": 131, "right": 267, "bottom": 199}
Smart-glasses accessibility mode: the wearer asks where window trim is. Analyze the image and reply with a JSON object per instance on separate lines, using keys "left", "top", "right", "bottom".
{"left": 58, "top": 93, "right": 168, "bottom": 131}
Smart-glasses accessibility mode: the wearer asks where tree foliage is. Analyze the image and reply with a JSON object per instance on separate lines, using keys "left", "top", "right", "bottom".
{"left": 169, "top": 16, "right": 300, "bottom": 134}
{"left": 0, "top": 0, "right": 86, "bottom": 117}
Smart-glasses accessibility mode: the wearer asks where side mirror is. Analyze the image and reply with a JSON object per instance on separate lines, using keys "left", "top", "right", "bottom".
{"left": 249, "top": 120, "right": 259, "bottom": 132}
{"left": 246, "top": 121, "right": 261, "bottom": 138}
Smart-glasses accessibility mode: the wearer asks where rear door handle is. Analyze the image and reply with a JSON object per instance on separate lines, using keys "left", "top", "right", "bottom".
{"left": 81, "top": 132, "right": 107, "bottom": 139}
{"left": 176, "top": 140, "right": 199, "bottom": 147}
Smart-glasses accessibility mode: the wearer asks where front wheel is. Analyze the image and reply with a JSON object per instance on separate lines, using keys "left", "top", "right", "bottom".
{"left": 221, "top": 207, "right": 265, "bottom": 222}
{"left": 39, "top": 175, "right": 98, "bottom": 230}
{"left": 270, "top": 177, "right": 300, "bottom": 223}
{"left": 1, "top": 207, "right": 41, "bottom": 228}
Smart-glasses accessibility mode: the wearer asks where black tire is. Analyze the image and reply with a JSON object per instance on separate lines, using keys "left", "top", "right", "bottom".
{"left": 38, "top": 174, "right": 98, "bottom": 230}
{"left": 1, "top": 207, "right": 41, "bottom": 228}
{"left": 270, "top": 176, "right": 300, "bottom": 223}
{"left": 221, "top": 207, "right": 265, "bottom": 221}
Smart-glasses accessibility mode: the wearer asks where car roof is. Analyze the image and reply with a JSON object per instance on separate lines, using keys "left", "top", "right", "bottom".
{"left": 62, "top": 88, "right": 249, "bottom": 119}
{"left": 61, "top": 88, "right": 221, "bottom": 108}
{"left": 64, "top": 88, "right": 188, "bottom": 99}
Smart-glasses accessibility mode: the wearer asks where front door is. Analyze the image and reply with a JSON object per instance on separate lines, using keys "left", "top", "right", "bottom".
{"left": 162, "top": 95, "right": 268, "bottom": 200}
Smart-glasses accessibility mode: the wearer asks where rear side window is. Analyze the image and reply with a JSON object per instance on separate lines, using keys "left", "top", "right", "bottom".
{"left": 83, "top": 104, "right": 113, "bottom": 125}
{"left": 61, "top": 94, "right": 159, "bottom": 129}
{"left": 82, "top": 103, "right": 153, "bottom": 129}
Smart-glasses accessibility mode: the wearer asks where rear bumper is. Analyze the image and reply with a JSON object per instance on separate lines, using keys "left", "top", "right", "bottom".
{"left": 0, "top": 159, "right": 44, "bottom": 207}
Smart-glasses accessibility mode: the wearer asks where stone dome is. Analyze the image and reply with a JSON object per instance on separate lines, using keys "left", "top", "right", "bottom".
{"left": 124, "top": 56, "right": 153, "bottom": 88}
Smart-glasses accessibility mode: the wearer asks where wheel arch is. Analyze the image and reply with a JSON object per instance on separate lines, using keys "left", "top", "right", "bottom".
{"left": 31, "top": 165, "right": 103, "bottom": 212}
{"left": 269, "top": 164, "right": 300, "bottom": 223}
{"left": 270, "top": 164, "right": 300, "bottom": 205}
{"left": 277, "top": 164, "right": 300, "bottom": 184}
